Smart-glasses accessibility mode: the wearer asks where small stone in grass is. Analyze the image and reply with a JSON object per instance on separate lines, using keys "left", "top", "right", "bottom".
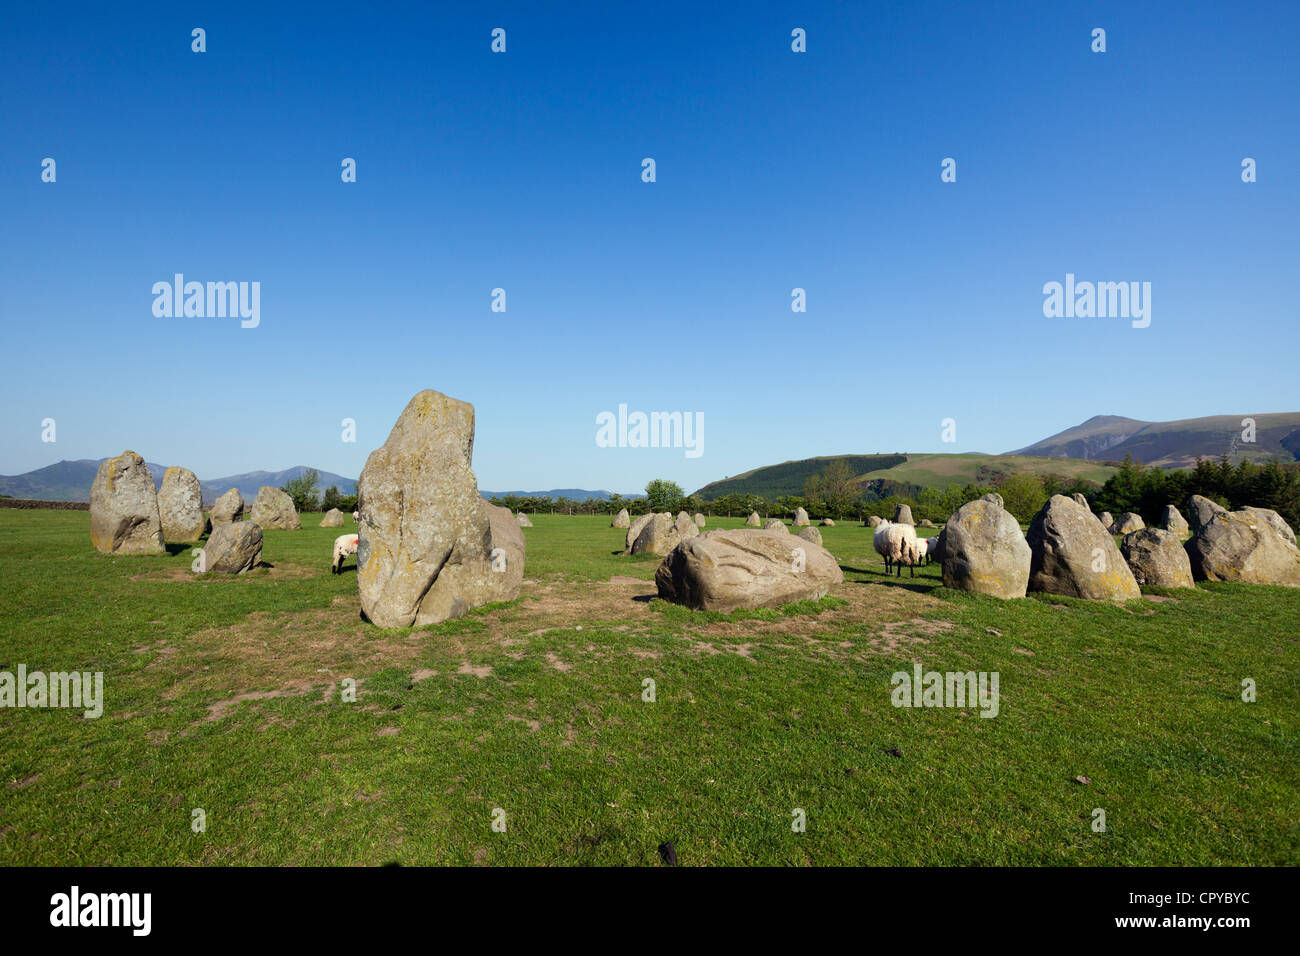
{"left": 658, "top": 841, "right": 678, "bottom": 866}
{"left": 887, "top": 748, "right": 904, "bottom": 758}
{"left": 986, "top": 627, "right": 1002, "bottom": 636}
{"left": 1075, "top": 775, "right": 1091, "bottom": 785}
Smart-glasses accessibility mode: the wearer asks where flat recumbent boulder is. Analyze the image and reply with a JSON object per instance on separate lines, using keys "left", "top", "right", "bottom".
{"left": 655, "top": 528, "right": 843, "bottom": 612}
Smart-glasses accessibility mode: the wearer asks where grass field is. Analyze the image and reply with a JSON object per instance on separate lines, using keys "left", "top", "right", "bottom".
{"left": 2, "top": 509, "right": 1297, "bottom": 865}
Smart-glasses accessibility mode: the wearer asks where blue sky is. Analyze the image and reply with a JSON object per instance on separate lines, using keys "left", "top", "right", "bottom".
{"left": 2, "top": 1, "right": 1296, "bottom": 494}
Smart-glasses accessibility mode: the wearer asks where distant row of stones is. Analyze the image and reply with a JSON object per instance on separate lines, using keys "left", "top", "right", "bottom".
{"left": 936, "top": 493, "right": 1299, "bottom": 600}
{"left": 89, "top": 450, "right": 323, "bottom": 575}
{"left": 587, "top": 486, "right": 1300, "bottom": 612}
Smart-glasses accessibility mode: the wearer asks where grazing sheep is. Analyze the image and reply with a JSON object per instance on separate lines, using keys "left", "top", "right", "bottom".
{"left": 352, "top": 510, "right": 359, "bottom": 522}
{"left": 872, "top": 520, "right": 893, "bottom": 569}
{"left": 332, "top": 533, "right": 359, "bottom": 574}
{"left": 916, "top": 536, "right": 931, "bottom": 565}
{"left": 874, "top": 521, "right": 920, "bottom": 577}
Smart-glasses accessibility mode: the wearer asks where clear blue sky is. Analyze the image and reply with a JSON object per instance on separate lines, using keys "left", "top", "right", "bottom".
{"left": 3, "top": 1, "right": 1296, "bottom": 494}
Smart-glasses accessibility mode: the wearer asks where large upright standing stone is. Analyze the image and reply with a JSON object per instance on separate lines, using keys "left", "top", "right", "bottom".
{"left": 1027, "top": 495, "right": 1140, "bottom": 601}
{"left": 940, "top": 497, "right": 1030, "bottom": 598}
{"left": 792, "top": 507, "right": 810, "bottom": 527}
{"left": 320, "top": 508, "right": 345, "bottom": 527}
{"left": 612, "top": 508, "right": 630, "bottom": 529}
{"left": 157, "top": 466, "right": 206, "bottom": 542}
{"left": 250, "top": 486, "right": 301, "bottom": 530}
{"left": 89, "top": 451, "right": 165, "bottom": 554}
{"left": 893, "top": 504, "right": 915, "bottom": 526}
{"left": 356, "top": 389, "right": 526, "bottom": 627}
{"left": 745, "top": 512, "right": 762, "bottom": 527}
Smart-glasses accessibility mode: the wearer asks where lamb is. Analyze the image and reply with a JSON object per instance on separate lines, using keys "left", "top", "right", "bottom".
{"left": 874, "top": 521, "right": 920, "bottom": 577}
{"left": 332, "top": 533, "right": 359, "bottom": 574}
{"left": 916, "top": 536, "right": 931, "bottom": 565}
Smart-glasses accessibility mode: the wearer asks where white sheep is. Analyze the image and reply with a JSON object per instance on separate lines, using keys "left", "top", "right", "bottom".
{"left": 916, "top": 536, "right": 930, "bottom": 564}
{"left": 352, "top": 510, "right": 359, "bottom": 522}
{"left": 332, "top": 533, "right": 359, "bottom": 574}
{"left": 874, "top": 522, "right": 920, "bottom": 577}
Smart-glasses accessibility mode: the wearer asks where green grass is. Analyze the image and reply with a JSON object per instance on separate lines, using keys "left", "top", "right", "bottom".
{"left": 1, "top": 510, "right": 1297, "bottom": 865}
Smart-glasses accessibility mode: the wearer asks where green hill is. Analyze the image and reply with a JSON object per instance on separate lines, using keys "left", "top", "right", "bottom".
{"left": 695, "top": 455, "right": 906, "bottom": 500}
{"left": 695, "top": 453, "right": 1117, "bottom": 501}
{"left": 856, "top": 453, "right": 1119, "bottom": 490}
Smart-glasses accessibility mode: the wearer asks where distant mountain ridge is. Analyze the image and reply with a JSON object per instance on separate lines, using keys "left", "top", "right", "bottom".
{"left": 0, "top": 460, "right": 640, "bottom": 504}
{"left": 1009, "top": 412, "right": 1300, "bottom": 467}
{"left": 0, "top": 460, "right": 358, "bottom": 504}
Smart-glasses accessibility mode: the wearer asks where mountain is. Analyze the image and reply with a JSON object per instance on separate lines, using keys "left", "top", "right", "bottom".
{"left": 0, "top": 459, "right": 637, "bottom": 505}
{"left": 1010, "top": 412, "right": 1300, "bottom": 467}
{"left": 0, "top": 459, "right": 167, "bottom": 502}
{"left": 482, "top": 489, "right": 643, "bottom": 501}
{"left": 200, "top": 467, "right": 357, "bottom": 504}
{"left": 0, "top": 460, "right": 357, "bottom": 504}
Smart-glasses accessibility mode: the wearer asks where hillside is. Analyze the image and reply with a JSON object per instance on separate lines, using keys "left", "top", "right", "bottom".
{"left": 1011, "top": 412, "right": 1300, "bottom": 468}
{"left": 694, "top": 455, "right": 908, "bottom": 500}
{"left": 694, "top": 452, "right": 1114, "bottom": 501}
{"left": 856, "top": 453, "right": 1119, "bottom": 490}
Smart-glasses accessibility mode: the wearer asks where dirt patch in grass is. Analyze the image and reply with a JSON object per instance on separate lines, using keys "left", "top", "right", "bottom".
{"left": 132, "top": 571, "right": 950, "bottom": 720}
{"left": 130, "top": 563, "right": 320, "bottom": 584}
{"left": 203, "top": 682, "right": 320, "bottom": 722}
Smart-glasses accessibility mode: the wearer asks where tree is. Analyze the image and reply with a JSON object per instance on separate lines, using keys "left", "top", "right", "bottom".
{"left": 645, "top": 479, "right": 684, "bottom": 513}
{"left": 820, "top": 460, "right": 861, "bottom": 517}
{"left": 322, "top": 486, "right": 341, "bottom": 511}
{"left": 996, "top": 473, "right": 1047, "bottom": 523}
{"left": 281, "top": 469, "right": 320, "bottom": 512}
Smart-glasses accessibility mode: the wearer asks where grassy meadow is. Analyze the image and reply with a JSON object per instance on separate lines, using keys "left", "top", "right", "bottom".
{"left": 1, "top": 509, "right": 1297, "bottom": 865}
